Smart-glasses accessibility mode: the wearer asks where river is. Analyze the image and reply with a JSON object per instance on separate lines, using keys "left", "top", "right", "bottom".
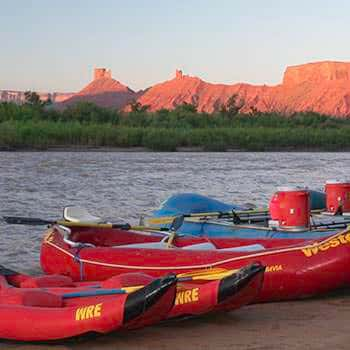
{"left": 1, "top": 151, "right": 350, "bottom": 349}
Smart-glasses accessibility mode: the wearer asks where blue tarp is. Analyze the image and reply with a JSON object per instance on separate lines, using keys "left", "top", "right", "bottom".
{"left": 151, "top": 191, "right": 331, "bottom": 239}
{"left": 153, "top": 193, "right": 243, "bottom": 217}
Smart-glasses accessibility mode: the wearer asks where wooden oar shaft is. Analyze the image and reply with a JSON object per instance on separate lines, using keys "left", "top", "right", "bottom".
{"left": 63, "top": 288, "right": 127, "bottom": 298}
{"left": 2, "top": 216, "right": 165, "bottom": 233}
{"left": 148, "top": 209, "right": 268, "bottom": 225}
{"left": 56, "top": 221, "right": 164, "bottom": 233}
{"left": 64, "top": 269, "right": 237, "bottom": 298}
{"left": 190, "top": 208, "right": 268, "bottom": 217}
{"left": 148, "top": 208, "right": 326, "bottom": 225}
{"left": 55, "top": 220, "right": 129, "bottom": 229}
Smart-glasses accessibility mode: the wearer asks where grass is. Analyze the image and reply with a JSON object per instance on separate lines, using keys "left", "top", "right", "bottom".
{"left": 1, "top": 101, "right": 350, "bottom": 151}
{"left": 1, "top": 119, "right": 350, "bottom": 151}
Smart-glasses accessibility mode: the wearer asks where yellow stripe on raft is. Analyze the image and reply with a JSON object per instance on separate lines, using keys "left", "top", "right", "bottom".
{"left": 108, "top": 268, "right": 239, "bottom": 294}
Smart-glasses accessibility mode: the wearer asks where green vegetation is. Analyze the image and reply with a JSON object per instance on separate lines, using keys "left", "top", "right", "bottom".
{"left": 0, "top": 96, "right": 350, "bottom": 151}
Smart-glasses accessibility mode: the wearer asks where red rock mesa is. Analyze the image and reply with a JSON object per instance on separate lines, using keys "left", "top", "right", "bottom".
{"left": 137, "top": 61, "right": 350, "bottom": 117}
{"left": 3, "top": 61, "right": 350, "bottom": 117}
{"left": 57, "top": 68, "right": 139, "bottom": 110}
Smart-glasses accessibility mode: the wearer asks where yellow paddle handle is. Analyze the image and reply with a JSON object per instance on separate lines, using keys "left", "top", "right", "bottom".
{"left": 55, "top": 220, "right": 162, "bottom": 233}
{"left": 120, "top": 268, "right": 237, "bottom": 293}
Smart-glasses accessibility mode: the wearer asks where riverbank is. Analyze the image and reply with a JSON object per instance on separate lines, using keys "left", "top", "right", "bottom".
{"left": 1, "top": 121, "right": 350, "bottom": 151}
{"left": 2, "top": 146, "right": 350, "bottom": 152}
{"left": 1, "top": 102, "right": 350, "bottom": 151}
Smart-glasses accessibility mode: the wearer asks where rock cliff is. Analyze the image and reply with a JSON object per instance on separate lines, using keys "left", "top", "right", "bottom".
{"left": 137, "top": 61, "right": 350, "bottom": 117}
{"left": 3, "top": 61, "right": 350, "bottom": 117}
{"left": 57, "top": 68, "right": 139, "bottom": 110}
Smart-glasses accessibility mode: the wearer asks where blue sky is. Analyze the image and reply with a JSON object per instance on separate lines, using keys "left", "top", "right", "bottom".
{"left": 1, "top": 0, "right": 349, "bottom": 92}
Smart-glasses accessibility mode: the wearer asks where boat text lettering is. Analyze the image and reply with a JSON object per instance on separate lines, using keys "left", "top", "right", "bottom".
{"left": 301, "top": 233, "right": 350, "bottom": 257}
{"left": 75, "top": 303, "right": 103, "bottom": 321}
{"left": 266, "top": 265, "right": 283, "bottom": 272}
{"left": 175, "top": 288, "right": 199, "bottom": 305}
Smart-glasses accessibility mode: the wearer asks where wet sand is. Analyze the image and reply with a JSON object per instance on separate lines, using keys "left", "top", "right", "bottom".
{"left": 4, "top": 288, "right": 350, "bottom": 350}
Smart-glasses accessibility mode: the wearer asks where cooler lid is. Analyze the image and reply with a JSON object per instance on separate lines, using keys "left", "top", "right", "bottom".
{"left": 325, "top": 180, "right": 350, "bottom": 185}
{"left": 277, "top": 186, "right": 307, "bottom": 192}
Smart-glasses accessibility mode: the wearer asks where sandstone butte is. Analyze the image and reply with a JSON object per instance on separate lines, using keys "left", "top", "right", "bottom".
{"left": 137, "top": 62, "right": 350, "bottom": 117}
{"left": 57, "top": 68, "right": 140, "bottom": 110}
{"left": 56, "top": 61, "right": 350, "bottom": 117}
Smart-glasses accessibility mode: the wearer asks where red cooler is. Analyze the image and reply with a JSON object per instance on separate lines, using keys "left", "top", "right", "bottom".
{"left": 269, "top": 187, "right": 310, "bottom": 231}
{"left": 269, "top": 192, "right": 280, "bottom": 221}
{"left": 325, "top": 180, "right": 350, "bottom": 214}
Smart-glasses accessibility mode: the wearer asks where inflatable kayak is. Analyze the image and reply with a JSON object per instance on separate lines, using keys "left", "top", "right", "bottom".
{"left": 111, "top": 262, "right": 265, "bottom": 318}
{"left": 0, "top": 266, "right": 177, "bottom": 341}
{"left": 0, "top": 263, "right": 264, "bottom": 341}
{"left": 40, "top": 224, "right": 350, "bottom": 303}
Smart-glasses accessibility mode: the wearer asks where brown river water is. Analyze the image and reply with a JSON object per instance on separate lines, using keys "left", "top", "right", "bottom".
{"left": 1, "top": 151, "right": 350, "bottom": 349}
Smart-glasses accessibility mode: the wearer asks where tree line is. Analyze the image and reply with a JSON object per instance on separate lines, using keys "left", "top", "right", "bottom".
{"left": 1, "top": 90, "right": 349, "bottom": 129}
{"left": 1, "top": 91, "right": 350, "bottom": 151}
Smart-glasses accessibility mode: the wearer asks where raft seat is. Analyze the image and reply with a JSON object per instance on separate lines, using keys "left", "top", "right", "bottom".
{"left": 0, "top": 289, "right": 63, "bottom": 308}
{"left": 116, "top": 241, "right": 265, "bottom": 252}
{"left": 182, "top": 242, "right": 265, "bottom": 252}
{"left": 117, "top": 242, "right": 169, "bottom": 249}
{"left": 20, "top": 275, "right": 74, "bottom": 289}
{"left": 63, "top": 206, "right": 102, "bottom": 224}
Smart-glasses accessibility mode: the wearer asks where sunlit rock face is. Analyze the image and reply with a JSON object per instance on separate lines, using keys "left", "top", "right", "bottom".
{"left": 283, "top": 61, "right": 350, "bottom": 86}
{"left": 3, "top": 62, "right": 350, "bottom": 117}
{"left": 276, "top": 61, "right": 350, "bottom": 116}
{"left": 56, "top": 68, "right": 140, "bottom": 110}
{"left": 137, "top": 62, "right": 350, "bottom": 117}
{"left": 136, "top": 70, "right": 272, "bottom": 113}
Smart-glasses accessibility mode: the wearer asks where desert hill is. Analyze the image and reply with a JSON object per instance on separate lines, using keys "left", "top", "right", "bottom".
{"left": 2, "top": 61, "right": 350, "bottom": 117}
{"left": 56, "top": 68, "right": 139, "bottom": 110}
{"left": 137, "top": 62, "right": 350, "bottom": 117}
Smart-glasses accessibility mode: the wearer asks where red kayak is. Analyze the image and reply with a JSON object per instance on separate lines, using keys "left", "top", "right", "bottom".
{"left": 0, "top": 262, "right": 263, "bottom": 341}
{"left": 0, "top": 265, "right": 177, "bottom": 341}
{"left": 41, "top": 224, "right": 350, "bottom": 302}
{"left": 99, "top": 262, "right": 265, "bottom": 318}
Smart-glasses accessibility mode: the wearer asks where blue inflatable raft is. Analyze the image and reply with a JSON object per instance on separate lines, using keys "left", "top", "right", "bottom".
{"left": 150, "top": 192, "right": 339, "bottom": 239}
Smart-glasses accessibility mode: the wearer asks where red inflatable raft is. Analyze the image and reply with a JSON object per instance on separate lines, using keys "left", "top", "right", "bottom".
{"left": 41, "top": 225, "right": 350, "bottom": 303}
{"left": 0, "top": 266, "right": 176, "bottom": 341}
{"left": 0, "top": 262, "right": 263, "bottom": 341}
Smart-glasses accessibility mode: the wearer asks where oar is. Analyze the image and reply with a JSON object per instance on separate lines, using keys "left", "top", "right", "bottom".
{"left": 166, "top": 215, "right": 185, "bottom": 248}
{"left": 61, "top": 268, "right": 237, "bottom": 299}
{"left": 147, "top": 208, "right": 325, "bottom": 226}
{"left": 148, "top": 209, "right": 267, "bottom": 226}
{"left": 63, "top": 284, "right": 169, "bottom": 298}
{"left": 177, "top": 267, "right": 237, "bottom": 281}
{"left": 312, "top": 220, "right": 350, "bottom": 229}
{"left": 148, "top": 208, "right": 270, "bottom": 226}
{"left": 2, "top": 216, "right": 164, "bottom": 233}
{"left": 63, "top": 289, "right": 127, "bottom": 298}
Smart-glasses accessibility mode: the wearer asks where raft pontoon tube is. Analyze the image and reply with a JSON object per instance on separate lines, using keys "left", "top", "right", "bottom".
{"left": 0, "top": 265, "right": 177, "bottom": 341}
{"left": 40, "top": 224, "right": 350, "bottom": 303}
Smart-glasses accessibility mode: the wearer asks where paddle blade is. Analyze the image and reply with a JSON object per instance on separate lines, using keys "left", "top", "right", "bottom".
{"left": 169, "top": 215, "right": 184, "bottom": 232}
{"left": 2, "top": 216, "right": 52, "bottom": 226}
{"left": 148, "top": 216, "right": 176, "bottom": 225}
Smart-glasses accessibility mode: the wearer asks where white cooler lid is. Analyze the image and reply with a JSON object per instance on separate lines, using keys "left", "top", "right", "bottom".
{"left": 277, "top": 186, "right": 307, "bottom": 192}
{"left": 326, "top": 180, "right": 350, "bottom": 185}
